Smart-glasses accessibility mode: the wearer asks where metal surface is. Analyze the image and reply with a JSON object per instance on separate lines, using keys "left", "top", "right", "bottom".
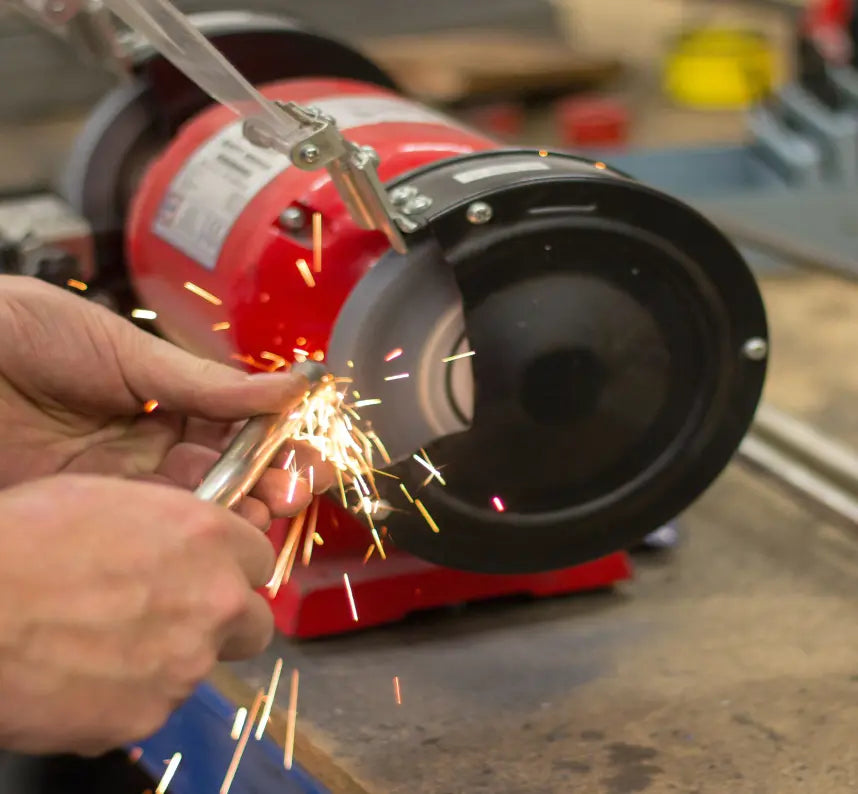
{"left": 0, "top": 193, "right": 95, "bottom": 280}
{"left": 195, "top": 361, "right": 327, "bottom": 508}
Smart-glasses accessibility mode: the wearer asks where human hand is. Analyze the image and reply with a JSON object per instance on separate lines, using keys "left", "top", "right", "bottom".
{"left": 0, "top": 475, "right": 276, "bottom": 756}
{"left": 0, "top": 275, "right": 335, "bottom": 522}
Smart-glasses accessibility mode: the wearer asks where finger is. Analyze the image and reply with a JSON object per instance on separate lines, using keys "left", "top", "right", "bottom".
{"left": 233, "top": 495, "right": 271, "bottom": 531}
{"left": 113, "top": 313, "right": 316, "bottom": 419}
{"left": 218, "top": 592, "right": 275, "bottom": 661}
{"left": 182, "top": 418, "right": 244, "bottom": 452}
{"left": 274, "top": 442, "right": 337, "bottom": 495}
{"left": 250, "top": 468, "right": 313, "bottom": 518}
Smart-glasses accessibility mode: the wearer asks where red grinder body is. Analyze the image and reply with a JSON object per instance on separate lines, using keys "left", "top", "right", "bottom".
{"left": 127, "top": 77, "right": 494, "bottom": 365}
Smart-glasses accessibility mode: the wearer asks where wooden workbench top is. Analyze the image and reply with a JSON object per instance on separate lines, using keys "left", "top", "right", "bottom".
{"left": 221, "top": 463, "right": 858, "bottom": 794}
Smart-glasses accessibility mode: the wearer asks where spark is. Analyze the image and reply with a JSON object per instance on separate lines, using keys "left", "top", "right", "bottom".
{"left": 308, "top": 465, "right": 315, "bottom": 493}
{"left": 293, "top": 347, "right": 310, "bottom": 357}
{"left": 230, "top": 708, "right": 248, "bottom": 740}
{"left": 286, "top": 470, "right": 299, "bottom": 504}
{"left": 384, "top": 348, "right": 403, "bottom": 362}
{"left": 363, "top": 545, "right": 375, "bottom": 564}
{"left": 492, "top": 496, "right": 506, "bottom": 512}
{"left": 311, "top": 350, "right": 325, "bottom": 362}
{"left": 313, "top": 532, "right": 324, "bottom": 545}
{"left": 442, "top": 350, "right": 475, "bottom": 363}
{"left": 538, "top": 149, "right": 549, "bottom": 157}
{"left": 283, "top": 449, "right": 296, "bottom": 470}
{"left": 343, "top": 573, "right": 359, "bottom": 622}
{"left": 284, "top": 669, "right": 300, "bottom": 770}
{"left": 371, "top": 527, "right": 387, "bottom": 560}
{"left": 129, "top": 747, "right": 143, "bottom": 762}
{"left": 347, "top": 360, "right": 355, "bottom": 368}
{"left": 399, "top": 483, "right": 414, "bottom": 503}
{"left": 296, "top": 258, "right": 316, "bottom": 288}
{"left": 414, "top": 499, "right": 440, "bottom": 533}
{"left": 155, "top": 752, "right": 182, "bottom": 794}
{"left": 412, "top": 450, "right": 446, "bottom": 485}
{"left": 594, "top": 161, "right": 607, "bottom": 170}
{"left": 354, "top": 398, "right": 382, "bottom": 408}
{"left": 384, "top": 373, "right": 410, "bottom": 382}
{"left": 231, "top": 353, "right": 270, "bottom": 372}
{"left": 143, "top": 399, "right": 159, "bottom": 413}
{"left": 66, "top": 278, "right": 88, "bottom": 291}
{"left": 301, "top": 499, "right": 320, "bottom": 566}
{"left": 312, "top": 212, "right": 323, "bottom": 273}
{"left": 212, "top": 321, "right": 231, "bottom": 331}
{"left": 267, "top": 508, "right": 308, "bottom": 597}
{"left": 132, "top": 308, "right": 157, "bottom": 320}
{"left": 221, "top": 690, "right": 264, "bottom": 794}
{"left": 184, "top": 281, "right": 222, "bottom": 305}
{"left": 260, "top": 351, "right": 287, "bottom": 371}
{"left": 393, "top": 676, "right": 402, "bottom": 705}
{"left": 255, "top": 658, "right": 283, "bottom": 740}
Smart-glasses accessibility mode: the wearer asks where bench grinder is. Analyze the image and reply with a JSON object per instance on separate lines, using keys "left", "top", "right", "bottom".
{"left": 45, "top": 4, "right": 768, "bottom": 625}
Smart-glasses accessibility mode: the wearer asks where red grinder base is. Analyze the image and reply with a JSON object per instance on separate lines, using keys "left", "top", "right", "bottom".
{"left": 266, "top": 509, "right": 632, "bottom": 638}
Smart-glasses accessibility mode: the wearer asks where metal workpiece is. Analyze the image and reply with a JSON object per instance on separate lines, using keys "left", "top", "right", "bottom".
{"left": 194, "top": 360, "right": 328, "bottom": 509}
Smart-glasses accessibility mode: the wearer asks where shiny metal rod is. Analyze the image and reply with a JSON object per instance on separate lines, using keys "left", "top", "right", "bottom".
{"left": 195, "top": 361, "right": 328, "bottom": 508}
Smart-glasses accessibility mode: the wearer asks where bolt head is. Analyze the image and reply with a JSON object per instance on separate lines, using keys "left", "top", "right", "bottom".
{"left": 466, "top": 201, "right": 493, "bottom": 225}
{"left": 278, "top": 206, "right": 306, "bottom": 231}
{"left": 298, "top": 144, "right": 321, "bottom": 165}
{"left": 743, "top": 337, "right": 768, "bottom": 361}
{"left": 402, "top": 195, "right": 433, "bottom": 215}
{"left": 389, "top": 185, "right": 418, "bottom": 206}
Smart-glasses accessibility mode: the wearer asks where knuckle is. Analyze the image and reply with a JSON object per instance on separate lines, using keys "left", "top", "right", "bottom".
{"left": 211, "top": 575, "right": 249, "bottom": 625}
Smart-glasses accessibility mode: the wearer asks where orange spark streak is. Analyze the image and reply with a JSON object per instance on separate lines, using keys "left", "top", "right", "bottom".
{"left": 313, "top": 533, "right": 324, "bottom": 545}
{"left": 284, "top": 670, "right": 300, "bottom": 770}
{"left": 362, "top": 545, "right": 375, "bottom": 564}
{"left": 155, "top": 752, "right": 182, "bottom": 794}
{"left": 255, "top": 658, "right": 283, "bottom": 740}
{"left": 231, "top": 353, "right": 270, "bottom": 372}
{"left": 492, "top": 496, "right": 506, "bottom": 512}
{"left": 184, "top": 281, "right": 222, "bottom": 305}
{"left": 268, "top": 509, "right": 307, "bottom": 598}
{"left": 296, "top": 259, "right": 316, "bottom": 288}
{"left": 393, "top": 676, "right": 402, "bottom": 705}
{"left": 353, "top": 399, "right": 382, "bottom": 408}
{"left": 143, "top": 399, "right": 159, "bottom": 413}
{"left": 384, "top": 348, "right": 403, "bottom": 362}
{"left": 384, "top": 373, "right": 410, "bottom": 382}
{"left": 414, "top": 499, "right": 440, "bottom": 533}
{"left": 132, "top": 308, "right": 157, "bottom": 320}
{"left": 220, "top": 690, "right": 264, "bottom": 794}
{"left": 343, "top": 573, "right": 359, "bottom": 621}
{"left": 399, "top": 483, "right": 414, "bottom": 503}
{"left": 212, "top": 321, "right": 231, "bottom": 331}
{"left": 371, "top": 527, "right": 386, "bottom": 560}
{"left": 286, "top": 470, "right": 299, "bottom": 504}
{"left": 312, "top": 212, "right": 323, "bottom": 273}
{"left": 293, "top": 347, "right": 309, "bottom": 357}
{"left": 260, "top": 351, "right": 287, "bottom": 371}
{"left": 301, "top": 498, "right": 320, "bottom": 567}
{"left": 66, "top": 278, "right": 88, "bottom": 291}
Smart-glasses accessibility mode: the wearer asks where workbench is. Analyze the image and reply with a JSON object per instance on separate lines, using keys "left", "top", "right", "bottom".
{"left": 137, "top": 456, "right": 857, "bottom": 794}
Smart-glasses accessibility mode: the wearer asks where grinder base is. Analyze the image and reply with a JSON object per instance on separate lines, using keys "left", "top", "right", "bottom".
{"left": 266, "top": 514, "right": 631, "bottom": 639}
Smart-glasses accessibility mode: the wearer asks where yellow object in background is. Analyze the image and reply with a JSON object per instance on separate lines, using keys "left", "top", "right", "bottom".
{"left": 663, "top": 27, "right": 778, "bottom": 109}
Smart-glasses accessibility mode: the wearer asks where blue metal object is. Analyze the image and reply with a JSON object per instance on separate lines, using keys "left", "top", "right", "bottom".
{"left": 135, "top": 683, "right": 330, "bottom": 794}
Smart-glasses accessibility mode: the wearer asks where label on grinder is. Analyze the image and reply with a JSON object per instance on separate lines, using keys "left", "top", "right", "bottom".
{"left": 152, "top": 95, "right": 456, "bottom": 270}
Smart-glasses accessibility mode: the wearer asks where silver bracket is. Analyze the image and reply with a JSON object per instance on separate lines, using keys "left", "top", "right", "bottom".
{"left": 244, "top": 102, "right": 414, "bottom": 254}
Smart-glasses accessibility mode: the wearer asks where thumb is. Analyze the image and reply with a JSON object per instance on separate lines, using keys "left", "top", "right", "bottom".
{"left": 123, "top": 328, "right": 314, "bottom": 421}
